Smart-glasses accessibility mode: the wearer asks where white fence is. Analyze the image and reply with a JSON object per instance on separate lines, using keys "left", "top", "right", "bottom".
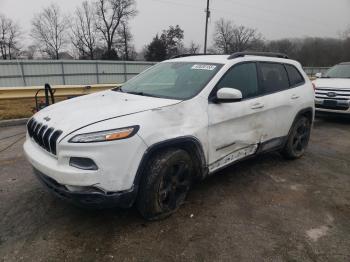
{"left": 0, "top": 60, "right": 156, "bottom": 87}
{"left": 0, "top": 60, "right": 330, "bottom": 88}
{"left": 303, "top": 67, "right": 330, "bottom": 76}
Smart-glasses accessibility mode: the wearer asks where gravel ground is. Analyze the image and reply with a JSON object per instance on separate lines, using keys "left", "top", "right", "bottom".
{"left": 0, "top": 117, "right": 349, "bottom": 262}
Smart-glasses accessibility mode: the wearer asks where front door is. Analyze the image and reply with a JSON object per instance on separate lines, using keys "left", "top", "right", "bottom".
{"left": 208, "top": 62, "right": 266, "bottom": 172}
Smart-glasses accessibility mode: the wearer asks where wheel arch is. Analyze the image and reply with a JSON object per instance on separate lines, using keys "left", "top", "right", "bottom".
{"left": 285, "top": 107, "right": 314, "bottom": 143}
{"left": 133, "top": 136, "right": 208, "bottom": 190}
{"left": 297, "top": 107, "right": 314, "bottom": 123}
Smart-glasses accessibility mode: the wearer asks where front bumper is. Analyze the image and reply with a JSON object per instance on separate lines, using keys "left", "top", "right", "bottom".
{"left": 34, "top": 168, "right": 137, "bottom": 208}
{"left": 315, "top": 98, "right": 350, "bottom": 114}
{"left": 23, "top": 131, "right": 147, "bottom": 192}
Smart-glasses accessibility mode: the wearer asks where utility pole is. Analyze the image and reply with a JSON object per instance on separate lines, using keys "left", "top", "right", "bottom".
{"left": 204, "top": 0, "right": 210, "bottom": 54}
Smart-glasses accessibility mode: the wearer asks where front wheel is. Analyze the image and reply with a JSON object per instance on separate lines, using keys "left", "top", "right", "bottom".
{"left": 282, "top": 116, "right": 311, "bottom": 159}
{"left": 137, "top": 148, "right": 193, "bottom": 220}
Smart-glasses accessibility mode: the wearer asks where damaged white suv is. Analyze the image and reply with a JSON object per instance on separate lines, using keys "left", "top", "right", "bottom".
{"left": 24, "top": 52, "right": 315, "bottom": 220}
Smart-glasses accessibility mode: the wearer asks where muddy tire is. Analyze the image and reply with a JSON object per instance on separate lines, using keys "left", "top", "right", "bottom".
{"left": 136, "top": 148, "right": 193, "bottom": 221}
{"left": 282, "top": 116, "right": 311, "bottom": 160}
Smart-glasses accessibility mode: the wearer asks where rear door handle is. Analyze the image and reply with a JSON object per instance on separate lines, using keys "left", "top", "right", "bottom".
{"left": 291, "top": 94, "right": 300, "bottom": 100}
{"left": 250, "top": 102, "right": 264, "bottom": 109}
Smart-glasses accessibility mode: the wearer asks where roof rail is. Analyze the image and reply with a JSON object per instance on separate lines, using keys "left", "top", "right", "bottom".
{"left": 171, "top": 53, "right": 216, "bottom": 59}
{"left": 228, "top": 52, "right": 289, "bottom": 60}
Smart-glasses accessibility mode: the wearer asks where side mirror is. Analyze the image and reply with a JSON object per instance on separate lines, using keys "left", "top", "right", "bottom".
{"left": 315, "top": 72, "right": 322, "bottom": 78}
{"left": 215, "top": 87, "right": 242, "bottom": 103}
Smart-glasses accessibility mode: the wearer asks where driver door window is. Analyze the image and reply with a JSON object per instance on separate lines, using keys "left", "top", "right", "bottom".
{"left": 216, "top": 62, "right": 259, "bottom": 99}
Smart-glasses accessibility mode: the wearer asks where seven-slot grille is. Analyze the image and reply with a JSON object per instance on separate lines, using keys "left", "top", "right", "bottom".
{"left": 27, "top": 118, "right": 63, "bottom": 155}
{"left": 315, "top": 87, "right": 350, "bottom": 101}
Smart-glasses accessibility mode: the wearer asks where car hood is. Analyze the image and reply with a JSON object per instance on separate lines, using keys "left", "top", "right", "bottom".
{"left": 313, "top": 78, "right": 350, "bottom": 90}
{"left": 33, "top": 90, "right": 181, "bottom": 134}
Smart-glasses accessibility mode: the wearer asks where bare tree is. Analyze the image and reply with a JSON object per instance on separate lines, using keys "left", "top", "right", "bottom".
{"left": 116, "top": 20, "right": 133, "bottom": 60}
{"left": 266, "top": 39, "right": 297, "bottom": 57}
{"left": 0, "top": 14, "right": 21, "bottom": 59}
{"left": 96, "top": 0, "right": 137, "bottom": 59}
{"left": 25, "top": 45, "right": 38, "bottom": 59}
{"left": 31, "top": 4, "right": 70, "bottom": 59}
{"left": 231, "top": 25, "right": 262, "bottom": 52}
{"left": 71, "top": 1, "right": 98, "bottom": 59}
{"left": 213, "top": 18, "right": 234, "bottom": 54}
{"left": 187, "top": 41, "right": 201, "bottom": 54}
{"left": 213, "top": 19, "right": 262, "bottom": 53}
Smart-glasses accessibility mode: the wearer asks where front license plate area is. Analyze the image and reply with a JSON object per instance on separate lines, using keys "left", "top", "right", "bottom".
{"left": 323, "top": 100, "right": 338, "bottom": 107}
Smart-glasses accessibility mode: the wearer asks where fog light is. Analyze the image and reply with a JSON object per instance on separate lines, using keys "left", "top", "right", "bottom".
{"left": 69, "top": 157, "right": 98, "bottom": 171}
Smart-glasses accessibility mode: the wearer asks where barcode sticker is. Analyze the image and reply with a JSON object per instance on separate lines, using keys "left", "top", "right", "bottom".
{"left": 191, "top": 64, "right": 217, "bottom": 71}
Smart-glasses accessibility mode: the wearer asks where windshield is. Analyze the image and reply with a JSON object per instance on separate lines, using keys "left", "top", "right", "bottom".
{"left": 324, "top": 64, "right": 350, "bottom": 78}
{"left": 118, "top": 62, "right": 223, "bottom": 100}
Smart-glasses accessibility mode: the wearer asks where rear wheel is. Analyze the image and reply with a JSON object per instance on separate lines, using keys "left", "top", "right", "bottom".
{"left": 137, "top": 148, "right": 193, "bottom": 220}
{"left": 282, "top": 116, "right": 311, "bottom": 159}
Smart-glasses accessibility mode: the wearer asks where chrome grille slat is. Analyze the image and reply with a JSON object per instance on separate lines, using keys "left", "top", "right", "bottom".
{"left": 26, "top": 118, "right": 62, "bottom": 156}
{"left": 33, "top": 123, "right": 43, "bottom": 144}
{"left": 315, "top": 96, "right": 349, "bottom": 100}
{"left": 37, "top": 125, "right": 48, "bottom": 147}
{"left": 49, "top": 130, "right": 63, "bottom": 155}
{"left": 43, "top": 128, "right": 54, "bottom": 152}
{"left": 31, "top": 122, "right": 38, "bottom": 136}
{"left": 315, "top": 87, "right": 350, "bottom": 102}
{"left": 315, "top": 93, "right": 350, "bottom": 97}
{"left": 315, "top": 88, "right": 350, "bottom": 93}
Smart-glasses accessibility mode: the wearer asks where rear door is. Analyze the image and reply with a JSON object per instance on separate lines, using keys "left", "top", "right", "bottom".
{"left": 257, "top": 62, "right": 306, "bottom": 142}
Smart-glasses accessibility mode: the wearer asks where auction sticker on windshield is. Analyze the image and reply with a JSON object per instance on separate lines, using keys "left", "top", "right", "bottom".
{"left": 191, "top": 64, "right": 217, "bottom": 71}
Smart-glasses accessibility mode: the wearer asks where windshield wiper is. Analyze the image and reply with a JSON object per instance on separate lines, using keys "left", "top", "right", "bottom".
{"left": 112, "top": 86, "right": 124, "bottom": 92}
{"left": 124, "top": 91, "right": 160, "bottom": 98}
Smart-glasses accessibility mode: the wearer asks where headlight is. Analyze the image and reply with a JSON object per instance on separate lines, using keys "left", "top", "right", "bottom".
{"left": 69, "top": 126, "right": 139, "bottom": 143}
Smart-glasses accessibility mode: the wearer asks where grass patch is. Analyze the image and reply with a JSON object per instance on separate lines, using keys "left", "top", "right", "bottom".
{"left": 0, "top": 97, "right": 67, "bottom": 120}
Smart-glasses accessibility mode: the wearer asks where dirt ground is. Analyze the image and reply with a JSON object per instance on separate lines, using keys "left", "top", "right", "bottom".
{"left": 0, "top": 117, "right": 349, "bottom": 262}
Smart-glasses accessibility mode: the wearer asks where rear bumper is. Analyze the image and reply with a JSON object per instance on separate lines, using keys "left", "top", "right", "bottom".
{"left": 34, "top": 168, "right": 137, "bottom": 209}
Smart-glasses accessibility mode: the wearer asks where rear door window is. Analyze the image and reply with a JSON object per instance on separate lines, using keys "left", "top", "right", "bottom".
{"left": 259, "top": 63, "right": 290, "bottom": 94}
{"left": 285, "top": 64, "right": 305, "bottom": 87}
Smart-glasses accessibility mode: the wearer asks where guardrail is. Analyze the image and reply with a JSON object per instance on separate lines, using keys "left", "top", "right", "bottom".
{"left": 0, "top": 84, "right": 120, "bottom": 100}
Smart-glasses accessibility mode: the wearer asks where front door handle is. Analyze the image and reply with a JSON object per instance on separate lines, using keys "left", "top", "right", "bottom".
{"left": 250, "top": 102, "right": 264, "bottom": 109}
{"left": 291, "top": 94, "right": 300, "bottom": 100}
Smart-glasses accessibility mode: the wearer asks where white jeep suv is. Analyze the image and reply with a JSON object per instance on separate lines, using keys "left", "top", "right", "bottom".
{"left": 314, "top": 62, "right": 350, "bottom": 115}
{"left": 24, "top": 52, "right": 315, "bottom": 220}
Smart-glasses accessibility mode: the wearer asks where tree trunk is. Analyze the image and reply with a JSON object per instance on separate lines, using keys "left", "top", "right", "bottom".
{"left": 90, "top": 49, "right": 94, "bottom": 60}
{"left": 124, "top": 34, "right": 128, "bottom": 60}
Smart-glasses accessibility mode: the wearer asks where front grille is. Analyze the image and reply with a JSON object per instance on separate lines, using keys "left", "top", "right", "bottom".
{"left": 315, "top": 87, "right": 350, "bottom": 101}
{"left": 27, "top": 118, "right": 63, "bottom": 155}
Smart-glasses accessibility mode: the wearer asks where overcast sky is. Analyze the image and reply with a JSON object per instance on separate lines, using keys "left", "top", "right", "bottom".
{"left": 1, "top": 0, "right": 349, "bottom": 51}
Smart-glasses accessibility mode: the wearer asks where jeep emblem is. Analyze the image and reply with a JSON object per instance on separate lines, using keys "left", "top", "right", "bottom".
{"left": 43, "top": 116, "right": 51, "bottom": 122}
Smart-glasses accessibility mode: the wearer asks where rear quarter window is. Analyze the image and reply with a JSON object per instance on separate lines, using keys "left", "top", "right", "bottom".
{"left": 285, "top": 64, "right": 305, "bottom": 87}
